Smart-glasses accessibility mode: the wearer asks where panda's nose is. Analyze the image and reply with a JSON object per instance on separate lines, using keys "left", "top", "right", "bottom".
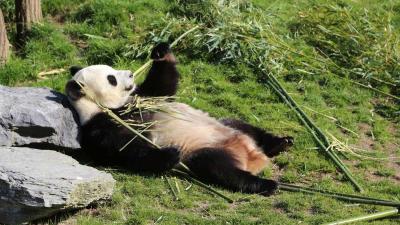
{"left": 125, "top": 85, "right": 134, "bottom": 91}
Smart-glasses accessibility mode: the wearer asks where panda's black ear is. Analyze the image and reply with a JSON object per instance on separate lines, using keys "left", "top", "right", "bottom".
{"left": 69, "top": 66, "right": 83, "bottom": 76}
{"left": 65, "top": 80, "right": 85, "bottom": 100}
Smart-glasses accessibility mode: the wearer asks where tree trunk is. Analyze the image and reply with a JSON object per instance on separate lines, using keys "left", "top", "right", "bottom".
{"left": 0, "top": 9, "right": 9, "bottom": 65}
{"left": 15, "top": 0, "right": 42, "bottom": 46}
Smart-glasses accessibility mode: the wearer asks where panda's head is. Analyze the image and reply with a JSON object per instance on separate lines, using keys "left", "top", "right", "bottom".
{"left": 65, "top": 65, "right": 135, "bottom": 125}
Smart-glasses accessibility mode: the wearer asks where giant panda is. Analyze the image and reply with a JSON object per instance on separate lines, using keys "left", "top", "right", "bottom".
{"left": 65, "top": 43, "right": 293, "bottom": 196}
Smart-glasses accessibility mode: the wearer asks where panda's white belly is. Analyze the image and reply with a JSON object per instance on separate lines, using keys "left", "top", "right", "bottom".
{"left": 150, "top": 102, "right": 237, "bottom": 157}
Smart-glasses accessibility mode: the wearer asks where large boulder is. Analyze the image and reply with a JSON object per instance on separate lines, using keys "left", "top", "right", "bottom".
{"left": 0, "top": 147, "right": 116, "bottom": 225}
{"left": 0, "top": 85, "right": 80, "bottom": 149}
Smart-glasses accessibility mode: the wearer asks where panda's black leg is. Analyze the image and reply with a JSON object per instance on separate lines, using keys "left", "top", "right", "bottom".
{"left": 220, "top": 118, "right": 293, "bottom": 157}
{"left": 183, "top": 148, "right": 278, "bottom": 196}
{"left": 134, "top": 42, "right": 180, "bottom": 97}
{"left": 118, "top": 146, "right": 180, "bottom": 173}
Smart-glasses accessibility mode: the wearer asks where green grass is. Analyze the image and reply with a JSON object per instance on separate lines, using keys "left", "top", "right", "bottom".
{"left": 1, "top": 0, "right": 400, "bottom": 224}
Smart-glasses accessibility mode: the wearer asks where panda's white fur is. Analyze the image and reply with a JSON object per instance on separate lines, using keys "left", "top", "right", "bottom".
{"left": 151, "top": 102, "right": 268, "bottom": 173}
{"left": 70, "top": 65, "right": 135, "bottom": 125}
{"left": 151, "top": 102, "right": 236, "bottom": 154}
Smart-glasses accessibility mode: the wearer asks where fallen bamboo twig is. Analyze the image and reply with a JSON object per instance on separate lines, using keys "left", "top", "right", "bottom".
{"left": 349, "top": 80, "right": 400, "bottom": 101}
{"left": 165, "top": 176, "right": 179, "bottom": 201}
{"left": 279, "top": 183, "right": 400, "bottom": 207}
{"left": 323, "top": 208, "right": 399, "bottom": 225}
{"left": 172, "top": 169, "right": 234, "bottom": 203}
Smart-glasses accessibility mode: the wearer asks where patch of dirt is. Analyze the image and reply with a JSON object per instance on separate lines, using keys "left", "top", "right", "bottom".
{"left": 80, "top": 207, "right": 101, "bottom": 217}
{"left": 58, "top": 218, "right": 78, "bottom": 225}
{"left": 355, "top": 123, "right": 374, "bottom": 151}
{"left": 271, "top": 163, "right": 284, "bottom": 181}
{"left": 193, "top": 202, "right": 215, "bottom": 219}
{"left": 364, "top": 170, "right": 387, "bottom": 183}
{"left": 385, "top": 123, "right": 400, "bottom": 183}
{"left": 352, "top": 122, "right": 400, "bottom": 184}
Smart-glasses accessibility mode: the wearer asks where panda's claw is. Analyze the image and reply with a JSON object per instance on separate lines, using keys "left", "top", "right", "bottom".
{"left": 263, "top": 136, "right": 294, "bottom": 157}
{"left": 151, "top": 42, "right": 172, "bottom": 60}
{"left": 284, "top": 136, "right": 294, "bottom": 146}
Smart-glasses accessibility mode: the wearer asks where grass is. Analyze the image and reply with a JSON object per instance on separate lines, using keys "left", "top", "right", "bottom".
{"left": 1, "top": 0, "right": 400, "bottom": 224}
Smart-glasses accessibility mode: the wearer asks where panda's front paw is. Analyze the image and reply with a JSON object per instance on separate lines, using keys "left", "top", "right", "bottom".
{"left": 151, "top": 42, "right": 173, "bottom": 61}
{"left": 263, "top": 136, "right": 294, "bottom": 157}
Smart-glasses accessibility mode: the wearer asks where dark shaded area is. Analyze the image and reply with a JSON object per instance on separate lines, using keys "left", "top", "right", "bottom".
{"left": 14, "top": 126, "right": 55, "bottom": 138}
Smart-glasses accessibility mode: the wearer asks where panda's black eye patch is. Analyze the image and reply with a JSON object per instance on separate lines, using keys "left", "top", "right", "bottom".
{"left": 107, "top": 75, "right": 117, "bottom": 86}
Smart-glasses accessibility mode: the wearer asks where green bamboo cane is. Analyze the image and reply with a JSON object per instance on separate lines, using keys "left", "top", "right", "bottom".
{"left": 323, "top": 208, "right": 399, "bottom": 225}
{"left": 267, "top": 72, "right": 330, "bottom": 147}
{"left": 280, "top": 183, "right": 397, "bottom": 204}
{"left": 264, "top": 78, "right": 363, "bottom": 191}
{"left": 172, "top": 169, "right": 234, "bottom": 203}
{"left": 264, "top": 72, "right": 362, "bottom": 191}
{"left": 349, "top": 80, "right": 400, "bottom": 101}
{"left": 165, "top": 176, "right": 179, "bottom": 201}
{"left": 279, "top": 183, "right": 400, "bottom": 207}
{"left": 266, "top": 74, "right": 355, "bottom": 176}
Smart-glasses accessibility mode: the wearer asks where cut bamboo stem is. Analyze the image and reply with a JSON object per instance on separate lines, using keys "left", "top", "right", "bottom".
{"left": 172, "top": 169, "right": 234, "bottom": 203}
{"left": 170, "top": 25, "right": 200, "bottom": 48}
{"left": 279, "top": 183, "right": 400, "bottom": 207}
{"left": 323, "top": 208, "right": 399, "bottom": 225}
{"left": 165, "top": 176, "right": 179, "bottom": 200}
{"left": 263, "top": 75, "right": 363, "bottom": 192}
{"left": 349, "top": 80, "right": 400, "bottom": 101}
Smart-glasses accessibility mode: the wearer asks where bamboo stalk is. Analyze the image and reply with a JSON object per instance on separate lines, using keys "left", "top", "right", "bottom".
{"left": 165, "top": 176, "right": 179, "bottom": 200}
{"left": 349, "top": 80, "right": 400, "bottom": 101}
{"left": 323, "top": 208, "right": 399, "bottom": 225}
{"left": 172, "top": 169, "right": 234, "bottom": 203}
{"left": 266, "top": 76, "right": 349, "bottom": 166}
{"left": 132, "top": 60, "right": 152, "bottom": 78}
{"left": 279, "top": 183, "right": 400, "bottom": 207}
{"left": 267, "top": 73, "right": 330, "bottom": 147}
{"left": 170, "top": 25, "right": 200, "bottom": 48}
{"left": 263, "top": 76, "right": 363, "bottom": 191}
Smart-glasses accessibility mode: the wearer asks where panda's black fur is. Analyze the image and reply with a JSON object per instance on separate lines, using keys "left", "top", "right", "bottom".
{"left": 66, "top": 43, "right": 293, "bottom": 196}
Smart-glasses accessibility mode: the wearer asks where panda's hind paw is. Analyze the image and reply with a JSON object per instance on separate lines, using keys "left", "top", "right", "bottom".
{"left": 259, "top": 179, "right": 279, "bottom": 196}
{"left": 151, "top": 42, "right": 172, "bottom": 60}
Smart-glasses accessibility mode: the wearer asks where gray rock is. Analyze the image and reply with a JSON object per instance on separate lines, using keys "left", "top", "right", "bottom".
{"left": 0, "top": 85, "right": 80, "bottom": 149}
{"left": 0, "top": 147, "right": 116, "bottom": 225}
